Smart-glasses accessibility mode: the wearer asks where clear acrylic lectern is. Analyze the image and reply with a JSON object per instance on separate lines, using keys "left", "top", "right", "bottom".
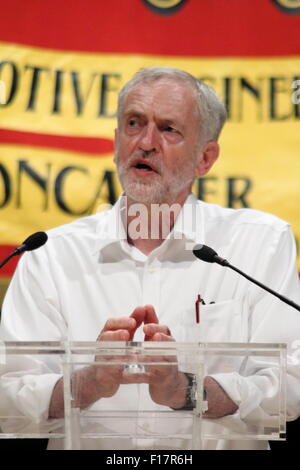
{"left": 0, "top": 341, "right": 286, "bottom": 450}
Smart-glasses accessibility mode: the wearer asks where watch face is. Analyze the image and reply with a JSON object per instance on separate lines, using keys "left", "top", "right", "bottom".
{"left": 142, "top": 0, "right": 187, "bottom": 16}
{"left": 171, "top": 372, "right": 197, "bottom": 411}
{"left": 272, "top": 0, "right": 300, "bottom": 14}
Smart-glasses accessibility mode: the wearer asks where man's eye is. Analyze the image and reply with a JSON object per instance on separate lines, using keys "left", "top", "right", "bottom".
{"left": 164, "top": 126, "right": 176, "bottom": 133}
{"left": 128, "top": 119, "right": 138, "bottom": 126}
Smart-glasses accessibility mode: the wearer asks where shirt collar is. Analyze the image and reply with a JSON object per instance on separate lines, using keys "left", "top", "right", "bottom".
{"left": 169, "top": 193, "right": 205, "bottom": 248}
{"left": 93, "top": 193, "right": 205, "bottom": 255}
{"left": 92, "top": 195, "right": 127, "bottom": 255}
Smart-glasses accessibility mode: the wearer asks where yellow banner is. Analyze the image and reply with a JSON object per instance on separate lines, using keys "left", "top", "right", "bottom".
{"left": 0, "top": 145, "right": 120, "bottom": 244}
{"left": 1, "top": 43, "right": 300, "bottom": 136}
{"left": 0, "top": 42, "right": 299, "bottom": 269}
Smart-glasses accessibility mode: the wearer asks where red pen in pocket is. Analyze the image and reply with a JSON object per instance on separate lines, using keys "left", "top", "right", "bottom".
{"left": 195, "top": 295, "right": 205, "bottom": 324}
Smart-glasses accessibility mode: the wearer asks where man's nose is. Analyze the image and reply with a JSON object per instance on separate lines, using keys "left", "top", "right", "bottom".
{"left": 138, "top": 124, "right": 160, "bottom": 152}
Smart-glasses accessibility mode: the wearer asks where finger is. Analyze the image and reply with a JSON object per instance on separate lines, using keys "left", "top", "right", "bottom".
{"left": 144, "top": 305, "right": 159, "bottom": 325}
{"left": 129, "top": 306, "right": 151, "bottom": 340}
{"left": 98, "top": 329, "right": 131, "bottom": 342}
{"left": 150, "top": 332, "right": 175, "bottom": 342}
{"left": 130, "top": 306, "right": 147, "bottom": 329}
{"left": 143, "top": 323, "right": 172, "bottom": 338}
{"left": 100, "top": 317, "right": 136, "bottom": 335}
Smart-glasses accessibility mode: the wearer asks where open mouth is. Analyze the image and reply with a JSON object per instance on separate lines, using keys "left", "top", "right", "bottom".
{"left": 134, "top": 162, "right": 154, "bottom": 171}
{"left": 131, "top": 159, "right": 158, "bottom": 174}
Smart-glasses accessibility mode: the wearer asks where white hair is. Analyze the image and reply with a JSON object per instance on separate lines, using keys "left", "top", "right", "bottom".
{"left": 117, "top": 66, "right": 227, "bottom": 145}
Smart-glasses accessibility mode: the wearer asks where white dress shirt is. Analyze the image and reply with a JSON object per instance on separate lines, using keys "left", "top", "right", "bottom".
{"left": 0, "top": 194, "right": 300, "bottom": 450}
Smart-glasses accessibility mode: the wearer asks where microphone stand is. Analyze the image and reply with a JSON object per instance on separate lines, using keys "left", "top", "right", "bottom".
{"left": 226, "top": 262, "right": 300, "bottom": 312}
{"left": 0, "top": 252, "right": 18, "bottom": 269}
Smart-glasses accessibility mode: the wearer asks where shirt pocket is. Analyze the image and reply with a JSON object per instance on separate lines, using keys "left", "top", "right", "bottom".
{"left": 178, "top": 298, "right": 247, "bottom": 343}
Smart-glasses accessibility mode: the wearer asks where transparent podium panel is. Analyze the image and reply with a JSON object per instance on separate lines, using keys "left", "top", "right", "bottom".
{"left": 63, "top": 342, "right": 205, "bottom": 450}
{"left": 200, "top": 343, "right": 286, "bottom": 444}
{"left": 0, "top": 341, "right": 286, "bottom": 450}
{"left": 0, "top": 341, "right": 66, "bottom": 440}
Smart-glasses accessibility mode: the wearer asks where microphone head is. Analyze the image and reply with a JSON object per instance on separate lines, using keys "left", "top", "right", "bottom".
{"left": 192, "top": 244, "right": 219, "bottom": 263}
{"left": 21, "top": 231, "right": 48, "bottom": 252}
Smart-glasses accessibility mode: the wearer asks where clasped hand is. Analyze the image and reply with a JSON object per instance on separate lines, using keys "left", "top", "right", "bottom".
{"left": 93, "top": 305, "right": 188, "bottom": 409}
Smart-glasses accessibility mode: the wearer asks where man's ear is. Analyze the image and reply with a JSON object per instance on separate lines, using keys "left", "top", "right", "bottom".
{"left": 195, "top": 141, "right": 220, "bottom": 177}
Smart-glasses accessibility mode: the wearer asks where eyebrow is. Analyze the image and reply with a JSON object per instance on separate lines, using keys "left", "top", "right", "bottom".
{"left": 124, "top": 110, "right": 180, "bottom": 126}
{"left": 123, "top": 109, "right": 144, "bottom": 119}
{"left": 159, "top": 119, "right": 177, "bottom": 126}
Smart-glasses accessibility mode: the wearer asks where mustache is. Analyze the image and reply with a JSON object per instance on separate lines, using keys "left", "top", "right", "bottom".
{"left": 123, "top": 151, "right": 162, "bottom": 174}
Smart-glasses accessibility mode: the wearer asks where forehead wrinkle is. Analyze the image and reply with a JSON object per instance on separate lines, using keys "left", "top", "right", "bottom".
{"left": 120, "top": 79, "right": 200, "bottom": 136}
{"left": 123, "top": 94, "right": 191, "bottom": 124}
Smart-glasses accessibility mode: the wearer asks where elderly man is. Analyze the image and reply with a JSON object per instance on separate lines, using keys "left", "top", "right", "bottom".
{"left": 1, "top": 67, "right": 300, "bottom": 450}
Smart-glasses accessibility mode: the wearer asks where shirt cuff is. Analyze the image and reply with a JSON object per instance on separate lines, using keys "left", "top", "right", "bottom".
{"left": 209, "top": 372, "right": 265, "bottom": 419}
{"left": 0, "top": 373, "right": 62, "bottom": 425}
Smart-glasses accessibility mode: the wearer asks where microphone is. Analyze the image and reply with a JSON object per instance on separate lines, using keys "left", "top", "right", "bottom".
{"left": 0, "top": 232, "right": 48, "bottom": 269}
{"left": 193, "top": 244, "right": 230, "bottom": 266}
{"left": 193, "top": 243, "right": 300, "bottom": 312}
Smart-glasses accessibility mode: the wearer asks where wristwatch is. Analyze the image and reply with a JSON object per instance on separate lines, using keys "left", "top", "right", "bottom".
{"left": 171, "top": 372, "right": 197, "bottom": 410}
